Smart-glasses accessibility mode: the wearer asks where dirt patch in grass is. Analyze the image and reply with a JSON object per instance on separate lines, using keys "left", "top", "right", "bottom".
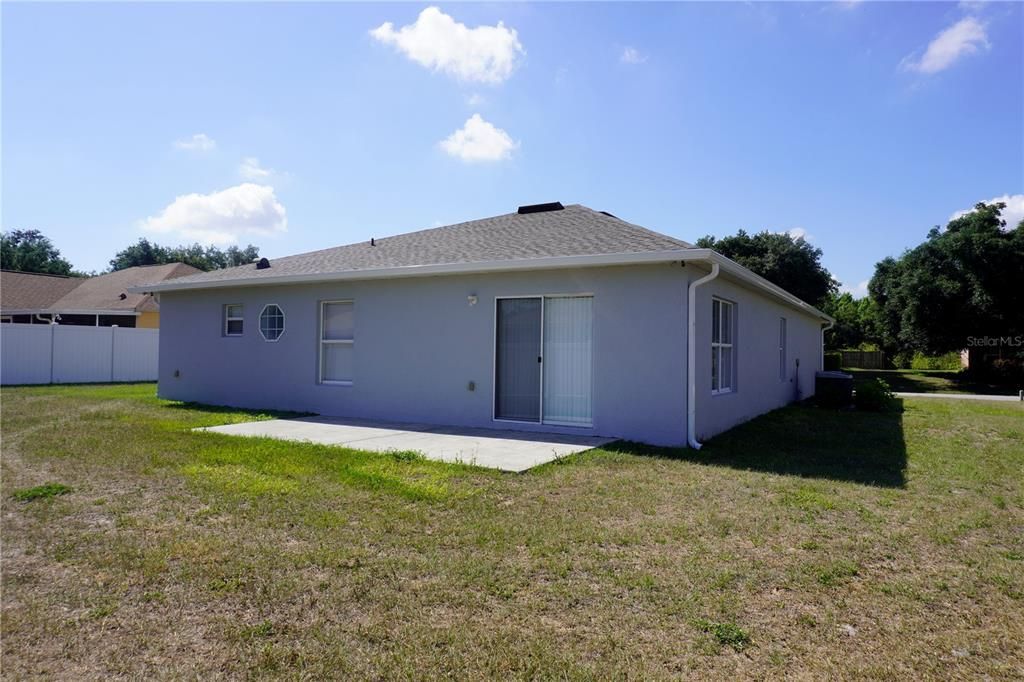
{"left": 2, "top": 384, "right": 1023, "bottom": 679}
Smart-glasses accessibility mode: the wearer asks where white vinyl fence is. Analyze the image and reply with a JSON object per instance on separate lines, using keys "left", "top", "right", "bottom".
{"left": 1, "top": 323, "right": 159, "bottom": 385}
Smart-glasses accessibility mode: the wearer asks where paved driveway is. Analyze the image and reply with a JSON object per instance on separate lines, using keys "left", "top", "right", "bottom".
{"left": 199, "top": 416, "right": 614, "bottom": 472}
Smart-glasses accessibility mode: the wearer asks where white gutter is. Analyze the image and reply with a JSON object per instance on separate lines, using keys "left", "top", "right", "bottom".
{"left": 820, "top": 320, "right": 834, "bottom": 370}
{"left": 127, "top": 248, "right": 834, "bottom": 323}
{"left": 686, "top": 263, "right": 720, "bottom": 450}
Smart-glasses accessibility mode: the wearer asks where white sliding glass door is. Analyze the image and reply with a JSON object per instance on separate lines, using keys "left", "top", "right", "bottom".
{"left": 494, "top": 295, "right": 593, "bottom": 427}
{"left": 542, "top": 296, "right": 593, "bottom": 425}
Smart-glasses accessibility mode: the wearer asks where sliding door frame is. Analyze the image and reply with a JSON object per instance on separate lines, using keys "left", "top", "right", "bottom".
{"left": 492, "top": 293, "right": 594, "bottom": 428}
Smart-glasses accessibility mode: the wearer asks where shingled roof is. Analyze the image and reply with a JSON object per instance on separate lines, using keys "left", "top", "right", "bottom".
{"left": 2, "top": 263, "right": 201, "bottom": 313}
{"left": 49, "top": 263, "right": 200, "bottom": 312}
{"left": 136, "top": 204, "right": 694, "bottom": 291}
{"left": 0, "top": 271, "right": 84, "bottom": 311}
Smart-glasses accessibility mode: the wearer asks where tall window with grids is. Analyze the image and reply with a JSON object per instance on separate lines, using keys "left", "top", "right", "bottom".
{"left": 711, "top": 298, "right": 735, "bottom": 394}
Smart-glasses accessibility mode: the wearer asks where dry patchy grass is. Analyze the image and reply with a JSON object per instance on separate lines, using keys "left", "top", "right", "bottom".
{"left": 2, "top": 385, "right": 1022, "bottom": 679}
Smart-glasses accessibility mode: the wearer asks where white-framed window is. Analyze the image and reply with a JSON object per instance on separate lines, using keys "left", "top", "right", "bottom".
{"left": 224, "top": 304, "right": 243, "bottom": 336}
{"left": 319, "top": 300, "right": 353, "bottom": 384}
{"left": 711, "top": 298, "right": 735, "bottom": 394}
{"left": 779, "top": 317, "right": 788, "bottom": 381}
{"left": 259, "top": 304, "right": 285, "bottom": 342}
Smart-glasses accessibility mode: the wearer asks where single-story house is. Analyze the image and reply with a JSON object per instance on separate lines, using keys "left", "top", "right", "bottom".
{"left": 132, "top": 203, "right": 833, "bottom": 447}
{"left": 1, "top": 263, "right": 200, "bottom": 328}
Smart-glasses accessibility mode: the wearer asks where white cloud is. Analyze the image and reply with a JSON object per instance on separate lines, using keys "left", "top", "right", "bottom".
{"left": 239, "top": 157, "right": 273, "bottom": 180}
{"left": 370, "top": 7, "right": 524, "bottom": 84}
{"left": 466, "top": 93, "right": 485, "bottom": 107}
{"left": 173, "top": 133, "right": 216, "bottom": 152}
{"left": 141, "top": 183, "right": 287, "bottom": 246}
{"left": 773, "top": 227, "right": 813, "bottom": 242}
{"left": 840, "top": 279, "right": 870, "bottom": 299}
{"left": 901, "top": 17, "right": 989, "bottom": 74}
{"left": 439, "top": 114, "right": 517, "bottom": 163}
{"left": 950, "top": 194, "right": 1024, "bottom": 229}
{"left": 620, "top": 47, "right": 647, "bottom": 65}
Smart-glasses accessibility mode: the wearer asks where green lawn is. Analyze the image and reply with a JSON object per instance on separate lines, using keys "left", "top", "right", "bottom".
{"left": 849, "top": 368, "right": 1021, "bottom": 396}
{"left": 2, "top": 384, "right": 1022, "bottom": 679}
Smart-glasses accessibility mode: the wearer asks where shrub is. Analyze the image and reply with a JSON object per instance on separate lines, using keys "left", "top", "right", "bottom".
{"left": 964, "top": 351, "right": 1024, "bottom": 385}
{"left": 891, "top": 351, "right": 913, "bottom": 369}
{"left": 855, "top": 378, "right": 896, "bottom": 412}
{"left": 910, "top": 352, "right": 962, "bottom": 371}
{"left": 824, "top": 352, "right": 842, "bottom": 371}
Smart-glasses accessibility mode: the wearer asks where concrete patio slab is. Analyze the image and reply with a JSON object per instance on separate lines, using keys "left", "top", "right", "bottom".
{"left": 197, "top": 416, "right": 614, "bottom": 472}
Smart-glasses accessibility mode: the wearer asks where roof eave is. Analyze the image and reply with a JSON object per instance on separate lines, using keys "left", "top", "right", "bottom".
{"left": 127, "top": 250, "right": 695, "bottom": 294}
{"left": 0, "top": 308, "right": 141, "bottom": 316}
{"left": 127, "top": 248, "right": 833, "bottom": 323}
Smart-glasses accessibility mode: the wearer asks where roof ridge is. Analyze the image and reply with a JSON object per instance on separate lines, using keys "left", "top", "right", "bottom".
{"left": 0, "top": 269, "right": 83, "bottom": 280}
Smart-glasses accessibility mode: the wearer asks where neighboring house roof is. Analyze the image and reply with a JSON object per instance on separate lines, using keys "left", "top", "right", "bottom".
{"left": 0, "top": 271, "right": 84, "bottom": 311}
{"left": 2, "top": 263, "right": 201, "bottom": 314}
{"left": 129, "top": 203, "right": 831, "bottom": 322}
{"left": 50, "top": 263, "right": 201, "bottom": 313}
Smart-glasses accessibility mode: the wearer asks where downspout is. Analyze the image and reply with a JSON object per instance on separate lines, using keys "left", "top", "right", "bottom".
{"left": 820, "top": 321, "right": 834, "bottom": 370}
{"left": 687, "top": 262, "right": 720, "bottom": 450}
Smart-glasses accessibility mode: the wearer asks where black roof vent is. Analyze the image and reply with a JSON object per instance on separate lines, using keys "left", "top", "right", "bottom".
{"left": 119, "top": 292, "right": 127, "bottom": 300}
{"left": 599, "top": 210, "right": 618, "bottom": 218}
{"left": 256, "top": 257, "right": 271, "bottom": 270}
{"left": 517, "top": 202, "right": 564, "bottom": 215}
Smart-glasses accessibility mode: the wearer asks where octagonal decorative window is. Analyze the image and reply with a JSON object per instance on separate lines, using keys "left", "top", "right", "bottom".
{"left": 259, "top": 304, "right": 285, "bottom": 342}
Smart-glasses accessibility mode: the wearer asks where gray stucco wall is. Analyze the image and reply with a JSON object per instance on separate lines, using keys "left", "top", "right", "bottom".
{"left": 690, "top": 265, "right": 822, "bottom": 440}
{"left": 158, "top": 264, "right": 691, "bottom": 446}
{"left": 157, "top": 262, "right": 824, "bottom": 447}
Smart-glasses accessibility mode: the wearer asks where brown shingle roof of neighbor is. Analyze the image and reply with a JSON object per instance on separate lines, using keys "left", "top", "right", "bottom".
{"left": 1, "top": 263, "right": 202, "bottom": 313}
{"left": 0, "top": 271, "right": 85, "bottom": 310}
{"left": 140, "top": 204, "right": 695, "bottom": 289}
{"left": 50, "top": 263, "right": 202, "bottom": 312}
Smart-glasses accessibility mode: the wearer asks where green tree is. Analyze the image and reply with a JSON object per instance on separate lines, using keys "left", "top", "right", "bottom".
{"left": 695, "top": 229, "right": 838, "bottom": 306}
{"left": 868, "top": 201, "right": 1024, "bottom": 355}
{"left": 821, "top": 292, "right": 879, "bottom": 349}
{"left": 110, "top": 239, "right": 260, "bottom": 272}
{"left": 0, "top": 229, "right": 74, "bottom": 275}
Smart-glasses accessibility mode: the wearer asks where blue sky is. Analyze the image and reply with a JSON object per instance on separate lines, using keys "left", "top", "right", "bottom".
{"left": 3, "top": 2, "right": 1021, "bottom": 295}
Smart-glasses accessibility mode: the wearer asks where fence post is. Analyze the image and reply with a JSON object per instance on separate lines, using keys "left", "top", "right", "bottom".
{"left": 110, "top": 326, "right": 116, "bottom": 382}
{"left": 49, "top": 324, "right": 55, "bottom": 385}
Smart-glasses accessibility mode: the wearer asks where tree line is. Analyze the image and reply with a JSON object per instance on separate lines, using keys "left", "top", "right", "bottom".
{"left": 0, "top": 231, "right": 261, "bottom": 276}
{"left": 699, "top": 201, "right": 1022, "bottom": 371}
